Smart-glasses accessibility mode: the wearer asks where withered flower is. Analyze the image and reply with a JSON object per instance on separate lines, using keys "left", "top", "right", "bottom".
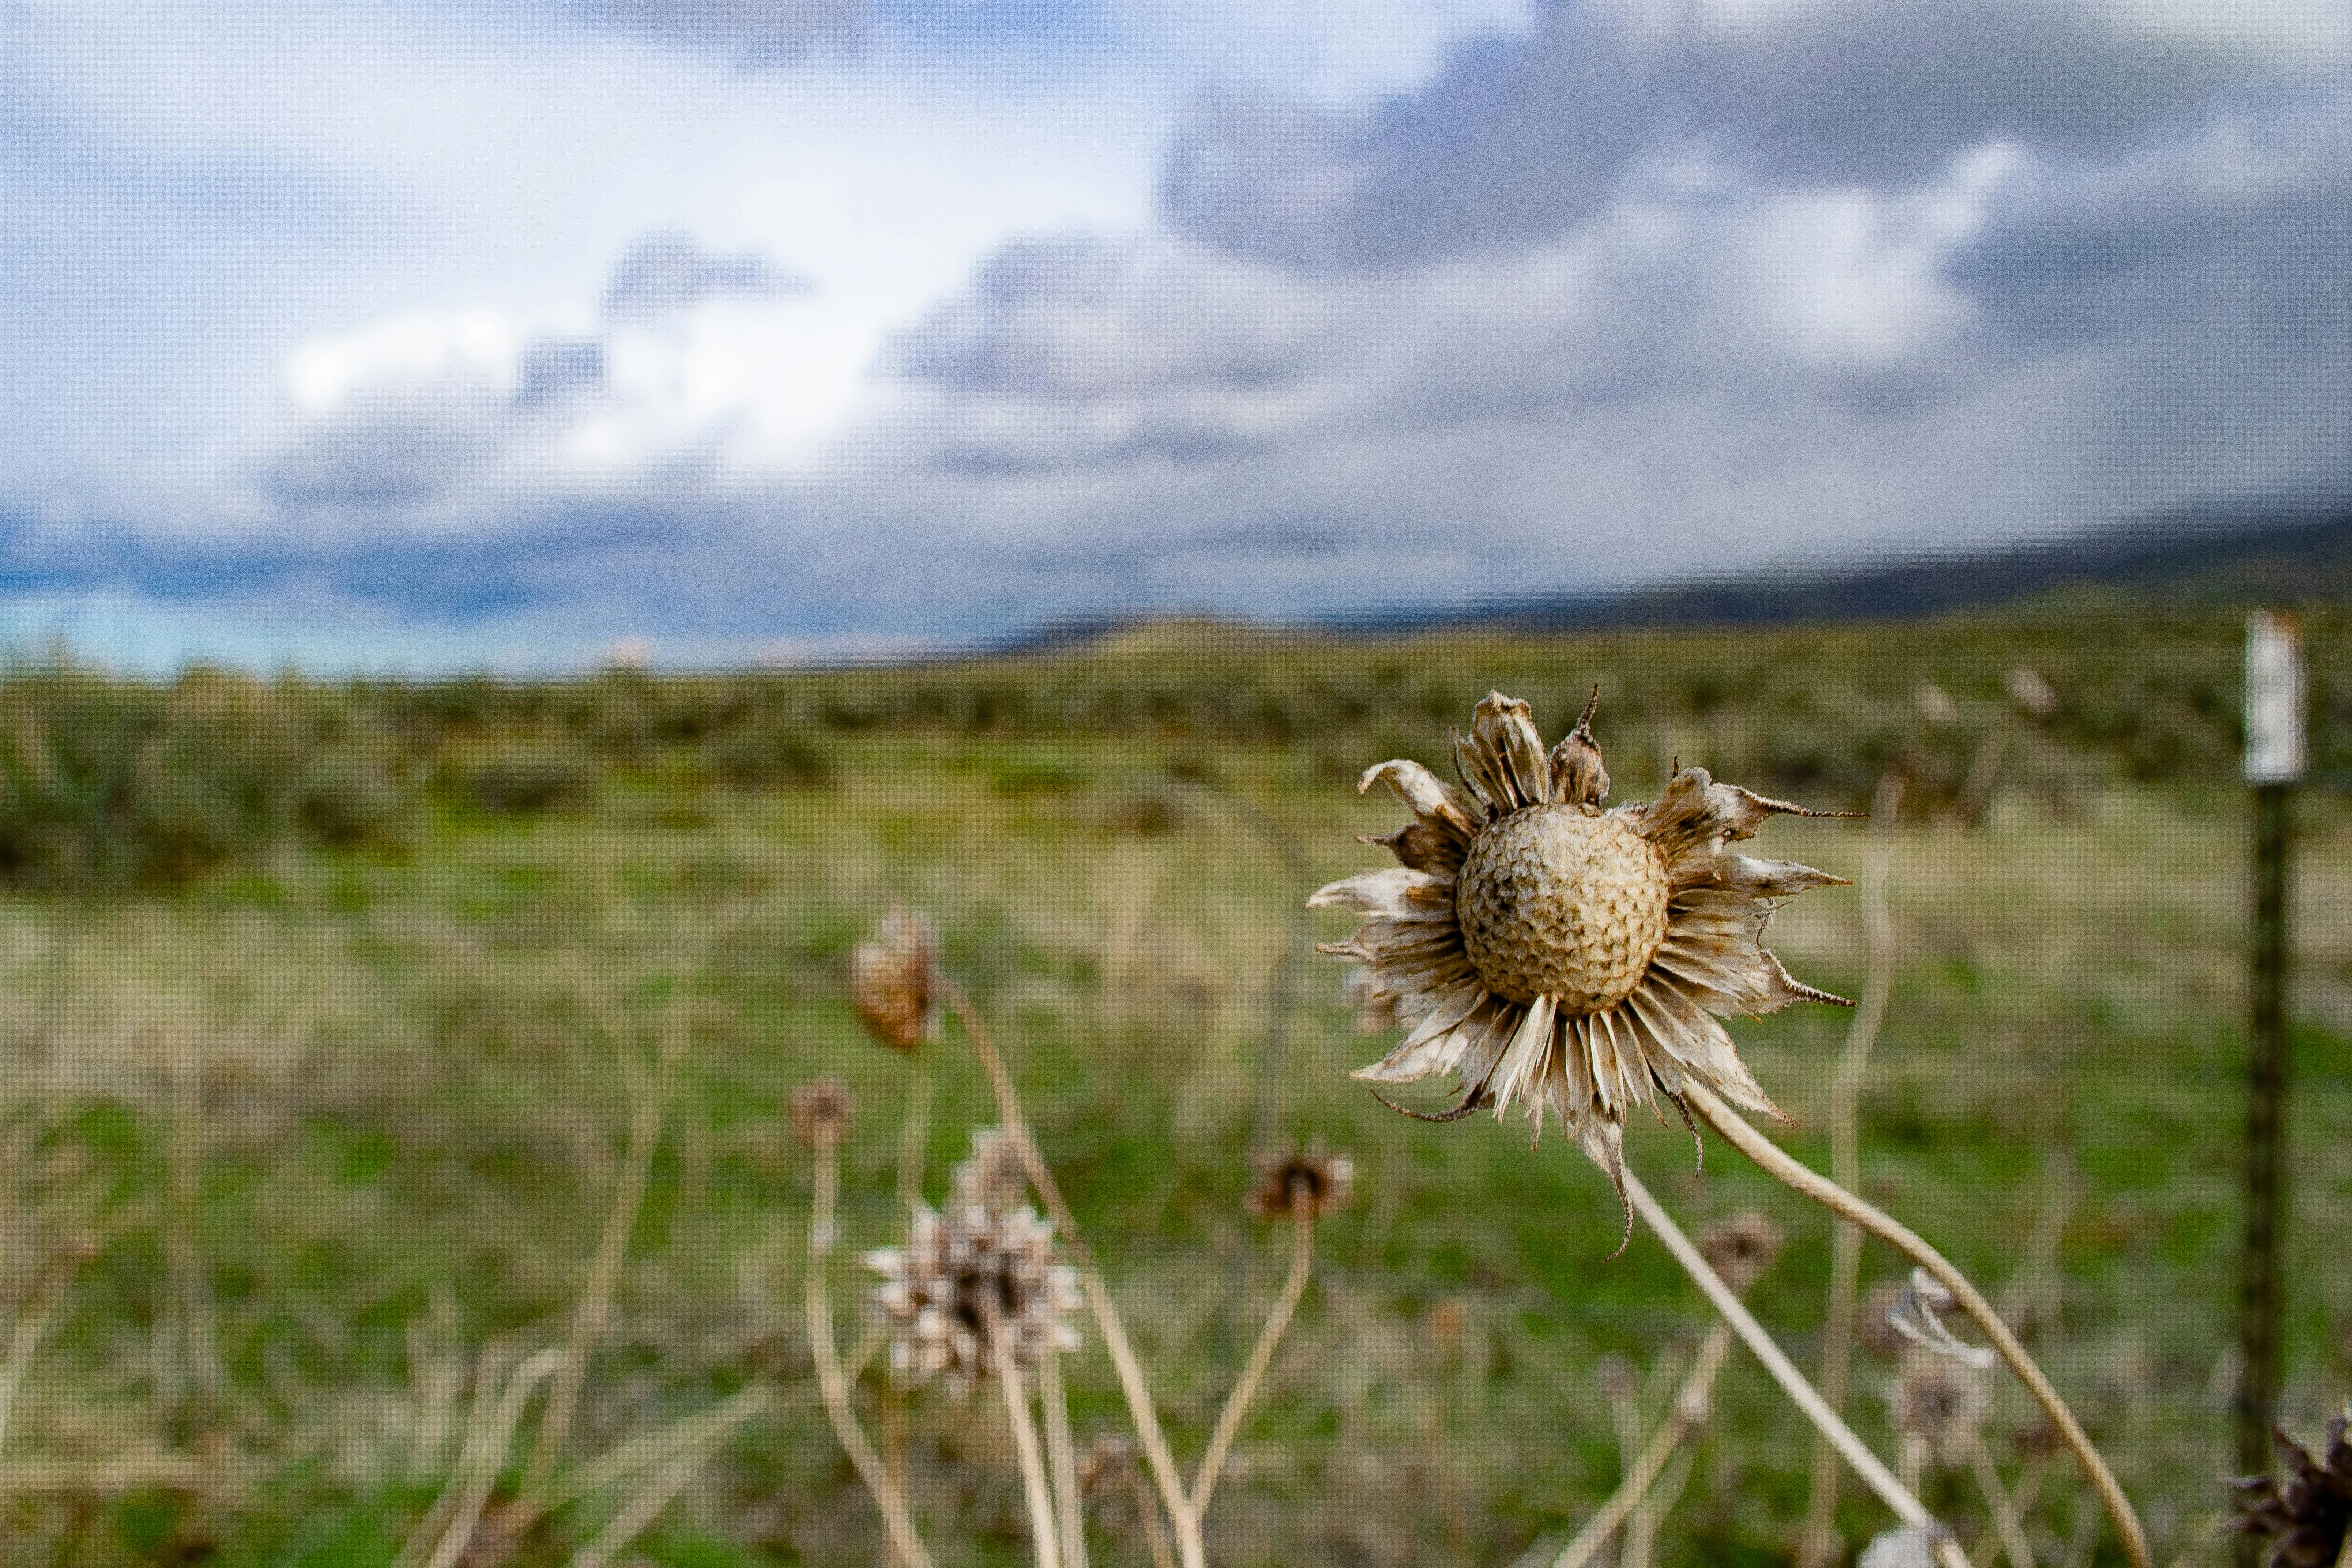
{"left": 2227, "top": 1404, "right": 2351, "bottom": 1568}
{"left": 948, "top": 1124, "right": 1030, "bottom": 1216}
{"left": 788, "top": 1076, "right": 855, "bottom": 1148}
{"left": 865, "top": 1203, "right": 1082, "bottom": 1395}
{"left": 1245, "top": 1137, "right": 1356, "bottom": 1223}
{"left": 1313, "top": 689, "right": 1853, "bottom": 1221}
{"left": 1695, "top": 1209, "right": 1785, "bottom": 1296}
{"left": 1075, "top": 1435, "right": 1136, "bottom": 1501}
{"left": 851, "top": 906, "right": 941, "bottom": 1052}
{"left": 1887, "top": 1358, "right": 1989, "bottom": 1467}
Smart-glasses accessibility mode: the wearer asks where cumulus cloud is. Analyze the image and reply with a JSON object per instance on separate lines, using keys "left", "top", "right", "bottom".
{"left": 578, "top": 0, "right": 868, "bottom": 62}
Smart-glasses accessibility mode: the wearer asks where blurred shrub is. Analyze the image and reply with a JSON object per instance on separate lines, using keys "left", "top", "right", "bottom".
{"left": 704, "top": 723, "right": 834, "bottom": 789}
{"left": 991, "top": 754, "right": 1085, "bottom": 795}
{"left": 291, "top": 753, "right": 412, "bottom": 850}
{"left": 450, "top": 746, "right": 598, "bottom": 816}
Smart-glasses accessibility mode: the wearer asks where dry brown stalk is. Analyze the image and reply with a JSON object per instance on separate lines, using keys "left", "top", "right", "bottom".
{"left": 502, "top": 1383, "right": 770, "bottom": 1533}
{"left": 983, "top": 1294, "right": 1065, "bottom": 1568}
{"left": 567, "top": 1439, "right": 723, "bottom": 1568}
{"left": 1548, "top": 1321, "right": 1735, "bottom": 1568}
{"left": 1620, "top": 1167, "right": 1969, "bottom": 1568}
{"left": 1039, "top": 1349, "right": 1090, "bottom": 1568}
{"left": 1125, "top": 1458, "right": 1179, "bottom": 1568}
{"left": 941, "top": 981, "right": 1204, "bottom": 1568}
{"left": 1801, "top": 769, "right": 1905, "bottom": 1568}
{"left": 413, "top": 1347, "right": 564, "bottom": 1568}
{"left": 0, "top": 1241, "right": 95, "bottom": 1457}
{"left": 1188, "top": 1186, "right": 1316, "bottom": 1520}
{"left": 805, "top": 1139, "right": 936, "bottom": 1568}
{"left": 520, "top": 952, "right": 699, "bottom": 1502}
{"left": 1962, "top": 1428, "right": 2036, "bottom": 1568}
{"left": 1680, "top": 1081, "right": 2152, "bottom": 1568}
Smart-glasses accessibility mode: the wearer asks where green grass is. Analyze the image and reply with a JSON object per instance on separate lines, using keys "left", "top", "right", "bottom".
{"left": 0, "top": 625, "right": 2346, "bottom": 1566}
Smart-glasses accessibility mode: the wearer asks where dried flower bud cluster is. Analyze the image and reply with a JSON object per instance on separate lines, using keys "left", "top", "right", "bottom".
{"left": 865, "top": 1202, "right": 1082, "bottom": 1394}
{"left": 2227, "top": 1404, "right": 2351, "bottom": 1568}
{"left": 1695, "top": 1209, "right": 1785, "bottom": 1296}
{"left": 1886, "top": 1358, "right": 1990, "bottom": 1466}
{"left": 850, "top": 906, "right": 941, "bottom": 1052}
{"left": 1075, "top": 1435, "right": 1135, "bottom": 1500}
{"left": 788, "top": 1076, "right": 856, "bottom": 1148}
{"left": 948, "top": 1125, "right": 1030, "bottom": 1215}
{"left": 1245, "top": 1137, "right": 1356, "bottom": 1223}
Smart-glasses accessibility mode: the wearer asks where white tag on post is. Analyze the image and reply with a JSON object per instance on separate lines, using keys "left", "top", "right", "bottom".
{"left": 2245, "top": 610, "right": 2306, "bottom": 785}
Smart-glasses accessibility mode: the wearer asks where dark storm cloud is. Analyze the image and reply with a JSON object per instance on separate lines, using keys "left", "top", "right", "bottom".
{"left": 604, "top": 234, "right": 812, "bottom": 317}
{"left": 1162, "top": 0, "right": 2328, "bottom": 273}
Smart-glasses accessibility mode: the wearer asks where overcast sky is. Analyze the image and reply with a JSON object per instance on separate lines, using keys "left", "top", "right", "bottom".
{"left": 3, "top": 0, "right": 2348, "bottom": 671}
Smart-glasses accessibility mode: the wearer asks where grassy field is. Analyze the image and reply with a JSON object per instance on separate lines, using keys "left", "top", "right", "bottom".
{"left": 0, "top": 620, "right": 2347, "bottom": 1566}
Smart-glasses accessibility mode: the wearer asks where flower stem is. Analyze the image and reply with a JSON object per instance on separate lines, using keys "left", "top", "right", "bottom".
{"left": 942, "top": 982, "right": 1205, "bottom": 1568}
{"left": 1548, "top": 1320, "right": 1734, "bottom": 1568}
{"left": 1039, "top": 1348, "right": 1090, "bottom": 1568}
{"left": 1963, "top": 1427, "right": 2036, "bottom": 1568}
{"left": 1680, "top": 1081, "right": 2152, "bottom": 1568}
{"left": 1620, "top": 1167, "right": 1970, "bottom": 1568}
{"left": 1189, "top": 1193, "right": 1316, "bottom": 1520}
{"left": 983, "top": 1296, "right": 1064, "bottom": 1568}
{"left": 805, "top": 1142, "right": 936, "bottom": 1568}
{"left": 1801, "top": 770, "right": 1904, "bottom": 1568}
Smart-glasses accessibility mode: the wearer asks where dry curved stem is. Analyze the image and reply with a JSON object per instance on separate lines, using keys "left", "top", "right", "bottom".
{"left": 0, "top": 1244, "right": 92, "bottom": 1458}
{"left": 941, "top": 981, "right": 1204, "bottom": 1568}
{"left": 566, "top": 1438, "right": 722, "bottom": 1568}
{"left": 521, "top": 952, "right": 697, "bottom": 1502}
{"left": 1680, "top": 1081, "right": 2152, "bottom": 1568}
{"left": 1039, "top": 1349, "right": 1090, "bottom": 1568}
{"left": 1189, "top": 1189, "right": 1316, "bottom": 1520}
{"left": 1801, "top": 769, "right": 1904, "bottom": 1568}
{"left": 417, "top": 1347, "right": 564, "bottom": 1568}
{"left": 1621, "top": 1167, "right": 1967, "bottom": 1568}
{"left": 805, "top": 1142, "right": 937, "bottom": 1568}
{"left": 499, "top": 1383, "right": 771, "bottom": 1536}
{"left": 983, "top": 1295, "right": 1063, "bottom": 1568}
{"left": 1962, "top": 1428, "right": 2036, "bottom": 1568}
{"left": 1548, "top": 1320, "right": 1734, "bottom": 1568}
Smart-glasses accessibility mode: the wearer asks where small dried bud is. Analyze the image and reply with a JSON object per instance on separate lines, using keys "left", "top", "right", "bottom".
{"left": 1546, "top": 686, "right": 1610, "bottom": 806}
{"left": 1858, "top": 1279, "right": 1910, "bottom": 1359}
{"left": 948, "top": 1125, "right": 1030, "bottom": 1215}
{"left": 788, "top": 1076, "right": 855, "bottom": 1148}
{"left": 1695, "top": 1209, "right": 1784, "bottom": 1296}
{"left": 850, "top": 906, "right": 940, "bottom": 1052}
{"left": 1075, "top": 1435, "right": 1134, "bottom": 1500}
{"left": 1245, "top": 1137, "right": 1355, "bottom": 1223}
{"left": 865, "top": 1203, "right": 1083, "bottom": 1395}
{"left": 1887, "top": 1359, "right": 1989, "bottom": 1467}
{"left": 2226, "top": 1404, "right": 2351, "bottom": 1568}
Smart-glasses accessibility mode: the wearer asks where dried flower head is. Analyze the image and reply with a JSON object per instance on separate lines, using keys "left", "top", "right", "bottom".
{"left": 1313, "top": 689, "right": 1853, "bottom": 1233}
{"left": 1859, "top": 1279, "right": 1912, "bottom": 1359}
{"left": 1887, "top": 1358, "right": 1990, "bottom": 1466}
{"left": 850, "top": 906, "right": 940, "bottom": 1052}
{"left": 788, "top": 1076, "right": 855, "bottom": 1148}
{"left": 2227, "top": 1404, "right": 2351, "bottom": 1568}
{"left": 1695, "top": 1209, "right": 1785, "bottom": 1296}
{"left": 1075, "top": 1435, "right": 1135, "bottom": 1500}
{"left": 948, "top": 1125, "right": 1030, "bottom": 1215}
{"left": 1341, "top": 967, "right": 1397, "bottom": 1033}
{"left": 1245, "top": 1137, "right": 1356, "bottom": 1222}
{"left": 865, "top": 1203, "right": 1082, "bottom": 1395}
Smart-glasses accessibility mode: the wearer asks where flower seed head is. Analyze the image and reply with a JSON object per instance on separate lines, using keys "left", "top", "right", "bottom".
{"left": 865, "top": 1202, "right": 1082, "bottom": 1395}
{"left": 1075, "top": 1435, "right": 1135, "bottom": 1500}
{"left": 948, "top": 1125, "right": 1030, "bottom": 1215}
{"left": 1695, "top": 1209, "right": 1785, "bottom": 1296}
{"left": 1887, "top": 1358, "right": 1989, "bottom": 1466}
{"left": 1246, "top": 1137, "right": 1356, "bottom": 1223}
{"left": 1313, "top": 688, "right": 1854, "bottom": 1246}
{"left": 851, "top": 906, "right": 940, "bottom": 1053}
{"left": 788, "top": 1076, "right": 855, "bottom": 1148}
{"left": 2227, "top": 1404, "right": 2351, "bottom": 1567}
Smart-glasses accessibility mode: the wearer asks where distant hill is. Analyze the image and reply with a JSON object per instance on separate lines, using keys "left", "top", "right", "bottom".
{"left": 1392, "top": 495, "right": 2352, "bottom": 635}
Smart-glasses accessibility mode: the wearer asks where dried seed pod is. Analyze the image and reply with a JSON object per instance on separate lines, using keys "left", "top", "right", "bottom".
{"left": 865, "top": 1202, "right": 1083, "bottom": 1396}
{"left": 788, "top": 1076, "right": 855, "bottom": 1148}
{"left": 1887, "top": 1358, "right": 1990, "bottom": 1467}
{"left": 2226, "top": 1404, "right": 2351, "bottom": 1567}
{"left": 1245, "top": 1137, "right": 1356, "bottom": 1223}
{"left": 850, "top": 906, "right": 941, "bottom": 1052}
{"left": 948, "top": 1124, "right": 1029, "bottom": 1215}
{"left": 1695, "top": 1209, "right": 1785, "bottom": 1296}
